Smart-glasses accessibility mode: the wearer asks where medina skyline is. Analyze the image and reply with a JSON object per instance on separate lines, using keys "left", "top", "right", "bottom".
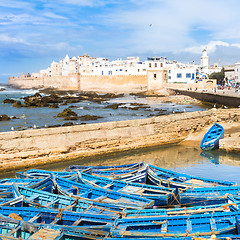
{"left": 1, "top": 0, "right": 240, "bottom": 82}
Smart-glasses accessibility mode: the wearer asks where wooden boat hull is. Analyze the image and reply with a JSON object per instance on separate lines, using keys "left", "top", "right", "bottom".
{"left": 147, "top": 164, "right": 235, "bottom": 189}
{"left": 179, "top": 186, "right": 240, "bottom": 206}
{"left": 0, "top": 206, "right": 115, "bottom": 226}
{"left": 13, "top": 185, "right": 122, "bottom": 217}
{"left": 200, "top": 123, "right": 224, "bottom": 150}
{"left": 111, "top": 211, "right": 240, "bottom": 237}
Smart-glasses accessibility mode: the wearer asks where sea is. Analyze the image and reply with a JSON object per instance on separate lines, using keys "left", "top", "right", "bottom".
{"left": 0, "top": 85, "right": 206, "bottom": 132}
{"left": 0, "top": 84, "right": 240, "bottom": 185}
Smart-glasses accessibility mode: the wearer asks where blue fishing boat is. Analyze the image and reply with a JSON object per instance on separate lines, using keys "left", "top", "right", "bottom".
{"left": 0, "top": 215, "right": 110, "bottom": 240}
{"left": 54, "top": 177, "right": 154, "bottom": 210}
{"left": 200, "top": 123, "right": 224, "bottom": 150}
{"left": 179, "top": 185, "right": 240, "bottom": 206}
{"left": 66, "top": 162, "right": 144, "bottom": 173}
{"left": 66, "top": 162, "right": 148, "bottom": 183}
{"left": 103, "top": 236, "right": 240, "bottom": 240}
{"left": 0, "top": 177, "right": 53, "bottom": 205}
{"left": 0, "top": 215, "right": 40, "bottom": 239}
{"left": 0, "top": 205, "right": 115, "bottom": 226}
{"left": 78, "top": 172, "right": 178, "bottom": 206}
{"left": 147, "top": 164, "right": 236, "bottom": 189}
{"left": 13, "top": 185, "right": 122, "bottom": 216}
{"left": 123, "top": 195, "right": 240, "bottom": 217}
{"left": 93, "top": 164, "right": 148, "bottom": 183}
{"left": 0, "top": 196, "right": 24, "bottom": 207}
{"left": 111, "top": 209, "right": 240, "bottom": 237}
{"left": 16, "top": 169, "right": 78, "bottom": 181}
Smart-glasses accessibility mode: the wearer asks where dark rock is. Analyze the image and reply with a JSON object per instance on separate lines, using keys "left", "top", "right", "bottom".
{"left": 79, "top": 115, "right": 103, "bottom": 121}
{"left": 48, "top": 103, "right": 59, "bottom": 108}
{"left": 62, "top": 122, "right": 74, "bottom": 126}
{"left": 104, "top": 103, "right": 122, "bottom": 109}
{"left": 13, "top": 101, "right": 23, "bottom": 108}
{"left": 154, "top": 108, "right": 167, "bottom": 112}
{"left": 57, "top": 108, "right": 78, "bottom": 120}
{"left": 130, "top": 91, "right": 167, "bottom": 97}
{"left": 61, "top": 101, "right": 68, "bottom": 105}
{"left": 0, "top": 114, "right": 10, "bottom": 121}
{"left": 130, "top": 103, "right": 150, "bottom": 109}
{"left": 47, "top": 124, "right": 61, "bottom": 128}
{"left": 3, "top": 99, "right": 16, "bottom": 104}
{"left": 63, "top": 116, "right": 79, "bottom": 121}
{"left": 101, "top": 93, "right": 124, "bottom": 99}
{"left": 130, "top": 107, "right": 140, "bottom": 110}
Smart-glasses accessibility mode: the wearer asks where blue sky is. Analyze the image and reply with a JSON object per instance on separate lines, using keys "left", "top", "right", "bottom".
{"left": 1, "top": 0, "right": 240, "bottom": 83}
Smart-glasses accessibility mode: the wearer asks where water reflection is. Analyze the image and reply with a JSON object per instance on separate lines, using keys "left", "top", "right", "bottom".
{"left": 2, "top": 144, "right": 239, "bottom": 185}
{"left": 200, "top": 151, "right": 220, "bottom": 165}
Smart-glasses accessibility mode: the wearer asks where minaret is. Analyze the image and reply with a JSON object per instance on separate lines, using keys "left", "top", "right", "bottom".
{"left": 201, "top": 49, "right": 209, "bottom": 68}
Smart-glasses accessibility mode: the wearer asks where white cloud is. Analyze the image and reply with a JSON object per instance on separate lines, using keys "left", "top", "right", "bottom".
{"left": 43, "top": 12, "right": 68, "bottom": 20}
{"left": 0, "top": 34, "right": 26, "bottom": 44}
{"left": 60, "top": 0, "right": 113, "bottom": 7}
{"left": 0, "top": 1, "right": 33, "bottom": 9}
{"left": 0, "top": 13, "right": 47, "bottom": 25}
{"left": 100, "top": 0, "right": 240, "bottom": 56}
{"left": 182, "top": 41, "right": 230, "bottom": 54}
{"left": 231, "top": 43, "right": 240, "bottom": 48}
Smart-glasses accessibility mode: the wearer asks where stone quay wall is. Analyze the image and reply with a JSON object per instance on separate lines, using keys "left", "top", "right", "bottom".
{"left": 172, "top": 89, "right": 240, "bottom": 107}
{"left": 9, "top": 74, "right": 148, "bottom": 93}
{"left": 1, "top": 108, "right": 239, "bottom": 173}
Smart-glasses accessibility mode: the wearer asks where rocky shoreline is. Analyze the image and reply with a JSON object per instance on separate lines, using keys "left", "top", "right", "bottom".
{"left": 1, "top": 89, "right": 204, "bottom": 131}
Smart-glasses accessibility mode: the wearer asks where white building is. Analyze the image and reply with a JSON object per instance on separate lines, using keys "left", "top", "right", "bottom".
{"left": 168, "top": 67, "right": 196, "bottom": 84}
{"left": 38, "top": 51, "right": 223, "bottom": 86}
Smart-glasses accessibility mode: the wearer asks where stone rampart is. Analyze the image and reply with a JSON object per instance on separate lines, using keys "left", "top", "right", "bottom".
{"left": 80, "top": 74, "right": 147, "bottom": 92}
{"left": 1, "top": 108, "right": 239, "bottom": 172}
{"left": 9, "top": 74, "right": 80, "bottom": 90}
{"left": 9, "top": 74, "right": 147, "bottom": 93}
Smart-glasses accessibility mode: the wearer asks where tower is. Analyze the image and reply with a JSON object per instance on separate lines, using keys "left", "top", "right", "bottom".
{"left": 201, "top": 49, "right": 209, "bottom": 68}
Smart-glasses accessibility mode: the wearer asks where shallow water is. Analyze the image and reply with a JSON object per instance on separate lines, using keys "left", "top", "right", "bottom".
{"left": 2, "top": 144, "right": 240, "bottom": 185}
{"left": 0, "top": 86, "right": 206, "bottom": 132}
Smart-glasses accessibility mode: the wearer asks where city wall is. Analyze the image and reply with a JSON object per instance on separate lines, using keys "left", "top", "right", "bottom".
{"left": 80, "top": 75, "right": 147, "bottom": 92}
{"left": 1, "top": 108, "right": 239, "bottom": 173}
{"left": 9, "top": 74, "right": 148, "bottom": 92}
{"left": 9, "top": 74, "right": 80, "bottom": 90}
